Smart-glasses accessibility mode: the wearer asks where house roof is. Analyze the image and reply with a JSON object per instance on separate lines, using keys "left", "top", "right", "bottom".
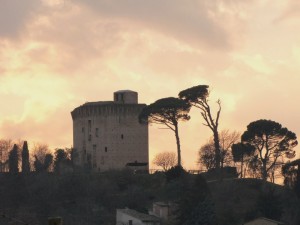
{"left": 244, "top": 217, "right": 285, "bottom": 225}
{"left": 153, "top": 202, "right": 169, "bottom": 207}
{"left": 117, "top": 209, "right": 160, "bottom": 222}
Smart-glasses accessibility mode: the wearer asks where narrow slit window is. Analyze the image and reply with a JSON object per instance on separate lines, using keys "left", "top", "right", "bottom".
{"left": 121, "top": 134, "right": 124, "bottom": 139}
{"left": 105, "top": 147, "right": 108, "bottom": 152}
{"left": 95, "top": 128, "right": 99, "bottom": 137}
{"left": 88, "top": 120, "right": 91, "bottom": 132}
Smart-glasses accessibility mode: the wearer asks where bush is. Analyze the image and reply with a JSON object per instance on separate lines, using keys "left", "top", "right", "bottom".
{"left": 165, "top": 166, "right": 187, "bottom": 181}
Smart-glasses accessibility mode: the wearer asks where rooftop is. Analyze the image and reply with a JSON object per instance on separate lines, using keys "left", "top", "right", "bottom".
{"left": 114, "top": 90, "right": 137, "bottom": 93}
{"left": 117, "top": 209, "right": 160, "bottom": 222}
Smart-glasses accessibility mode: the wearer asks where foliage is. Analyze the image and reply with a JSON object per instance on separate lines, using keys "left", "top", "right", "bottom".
{"left": 256, "top": 187, "right": 283, "bottom": 221}
{"left": 139, "top": 97, "right": 191, "bottom": 166}
{"left": 34, "top": 153, "right": 53, "bottom": 173}
{"left": 165, "top": 165, "right": 187, "bottom": 182}
{"left": 232, "top": 143, "right": 256, "bottom": 178}
{"left": 53, "top": 148, "right": 72, "bottom": 174}
{"left": 199, "top": 143, "right": 216, "bottom": 170}
{"left": 8, "top": 144, "right": 19, "bottom": 173}
{"left": 282, "top": 159, "right": 300, "bottom": 198}
{"left": 179, "top": 85, "right": 222, "bottom": 170}
{"left": 21, "top": 141, "right": 30, "bottom": 173}
{"left": 240, "top": 119, "right": 298, "bottom": 180}
{"left": 153, "top": 152, "right": 177, "bottom": 171}
{"left": 203, "top": 167, "right": 238, "bottom": 181}
{"left": 177, "top": 175, "right": 216, "bottom": 225}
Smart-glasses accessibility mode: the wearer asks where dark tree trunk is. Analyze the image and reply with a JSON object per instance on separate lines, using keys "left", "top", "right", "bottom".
{"left": 262, "top": 159, "right": 267, "bottom": 181}
{"left": 174, "top": 123, "right": 181, "bottom": 167}
{"left": 213, "top": 131, "right": 221, "bottom": 169}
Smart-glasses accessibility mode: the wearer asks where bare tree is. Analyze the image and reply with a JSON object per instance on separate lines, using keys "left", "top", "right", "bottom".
{"left": 153, "top": 152, "right": 177, "bottom": 171}
{"left": 198, "top": 130, "right": 240, "bottom": 170}
{"left": 218, "top": 130, "right": 240, "bottom": 168}
{"left": 0, "top": 139, "right": 13, "bottom": 172}
{"left": 31, "top": 143, "right": 53, "bottom": 171}
{"left": 31, "top": 143, "right": 51, "bottom": 161}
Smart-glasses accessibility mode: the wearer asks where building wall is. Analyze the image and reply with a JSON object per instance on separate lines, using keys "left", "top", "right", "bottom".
{"left": 116, "top": 210, "right": 160, "bottom": 225}
{"left": 116, "top": 210, "right": 143, "bottom": 225}
{"left": 71, "top": 93, "right": 148, "bottom": 172}
{"left": 152, "top": 203, "right": 169, "bottom": 220}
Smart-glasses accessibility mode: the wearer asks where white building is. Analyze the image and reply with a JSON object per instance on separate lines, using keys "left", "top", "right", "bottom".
{"left": 149, "top": 202, "right": 171, "bottom": 221}
{"left": 116, "top": 209, "right": 160, "bottom": 225}
{"left": 71, "top": 90, "right": 149, "bottom": 172}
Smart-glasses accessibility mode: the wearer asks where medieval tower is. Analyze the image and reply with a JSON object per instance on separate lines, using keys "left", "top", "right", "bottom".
{"left": 71, "top": 90, "right": 148, "bottom": 172}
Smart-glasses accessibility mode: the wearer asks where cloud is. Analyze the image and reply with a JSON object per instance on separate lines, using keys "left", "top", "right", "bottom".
{"left": 0, "top": 0, "right": 300, "bottom": 167}
{"left": 0, "top": 0, "right": 38, "bottom": 38}
{"left": 74, "top": 0, "right": 247, "bottom": 50}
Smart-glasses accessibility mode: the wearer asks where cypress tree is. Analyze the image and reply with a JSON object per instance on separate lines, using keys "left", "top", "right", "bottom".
{"left": 22, "top": 141, "right": 30, "bottom": 173}
{"left": 8, "top": 144, "right": 19, "bottom": 173}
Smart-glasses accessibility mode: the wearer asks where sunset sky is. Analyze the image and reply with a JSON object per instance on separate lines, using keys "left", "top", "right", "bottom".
{"left": 1, "top": 0, "right": 300, "bottom": 169}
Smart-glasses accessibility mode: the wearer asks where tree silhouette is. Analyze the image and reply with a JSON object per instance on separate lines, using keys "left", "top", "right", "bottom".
{"left": 0, "top": 139, "right": 13, "bottom": 172}
{"left": 199, "top": 130, "right": 240, "bottom": 170}
{"left": 282, "top": 158, "right": 300, "bottom": 198}
{"left": 232, "top": 143, "right": 256, "bottom": 178}
{"left": 8, "top": 144, "right": 19, "bottom": 173}
{"left": 177, "top": 175, "right": 216, "bottom": 225}
{"left": 54, "top": 148, "right": 72, "bottom": 174}
{"left": 179, "top": 85, "right": 222, "bottom": 169}
{"left": 139, "top": 97, "right": 191, "bottom": 166}
{"left": 241, "top": 119, "right": 297, "bottom": 181}
{"left": 34, "top": 153, "right": 53, "bottom": 172}
{"left": 21, "top": 141, "right": 30, "bottom": 173}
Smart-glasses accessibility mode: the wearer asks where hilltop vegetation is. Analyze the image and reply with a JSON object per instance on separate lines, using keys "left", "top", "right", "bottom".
{"left": 0, "top": 170, "right": 299, "bottom": 225}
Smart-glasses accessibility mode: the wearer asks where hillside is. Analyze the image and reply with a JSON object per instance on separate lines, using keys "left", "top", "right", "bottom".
{"left": 0, "top": 171, "right": 299, "bottom": 225}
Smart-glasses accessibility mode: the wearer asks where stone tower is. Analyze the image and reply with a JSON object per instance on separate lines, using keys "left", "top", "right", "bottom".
{"left": 71, "top": 90, "right": 148, "bottom": 172}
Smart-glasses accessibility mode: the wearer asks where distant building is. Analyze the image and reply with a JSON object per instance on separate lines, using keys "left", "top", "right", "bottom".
{"left": 244, "top": 217, "right": 285, "bottom": 225}
{"left": 149, "top": 202, "right": 171, "bottom": 221}
{"left": 71, "top": 90, "right": 148, "bottom": 172}
{"left": 116, "top": 208, "right": 160, "bottom": 225}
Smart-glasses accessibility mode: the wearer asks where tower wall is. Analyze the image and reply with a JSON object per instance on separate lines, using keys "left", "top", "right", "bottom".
{"left": 71, "top": 102, "right": 148, "bottom": 172}
{"left": 113, "top": 90, "right": 138, "bottom": 104}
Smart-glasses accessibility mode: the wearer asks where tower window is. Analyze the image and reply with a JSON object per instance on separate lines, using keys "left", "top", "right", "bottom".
{"left": 82, "top": 127, "right": 85, "bottom": 133}
{"left": 88, "top": 134, "right": 92, "bottom": 141}
{"left": 121, "top": 134, "right": 124, "bottom": 139}
{"left": 95, "top": 128, "right": 99, "bottom": 137}
{"left": 105, "top": 147, "right": 108, "bottom": 152}
{"left": 88, "top": 120, "right": 91, "bottom": 132}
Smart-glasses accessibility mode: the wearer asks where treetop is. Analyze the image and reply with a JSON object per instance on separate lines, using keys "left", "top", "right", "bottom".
{"left": 139, "top": 97, "right": 191, "bottom": 124}
{"left": 178, "top": 85, "right": 209, "bottom": 103}
{"left": 241, "top": 119, "right": 297, "bottom": 145}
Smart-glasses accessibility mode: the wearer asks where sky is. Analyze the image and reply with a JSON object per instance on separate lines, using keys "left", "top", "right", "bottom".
{"left": 0, "top": 0, "right": 300, "bottom": 169}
